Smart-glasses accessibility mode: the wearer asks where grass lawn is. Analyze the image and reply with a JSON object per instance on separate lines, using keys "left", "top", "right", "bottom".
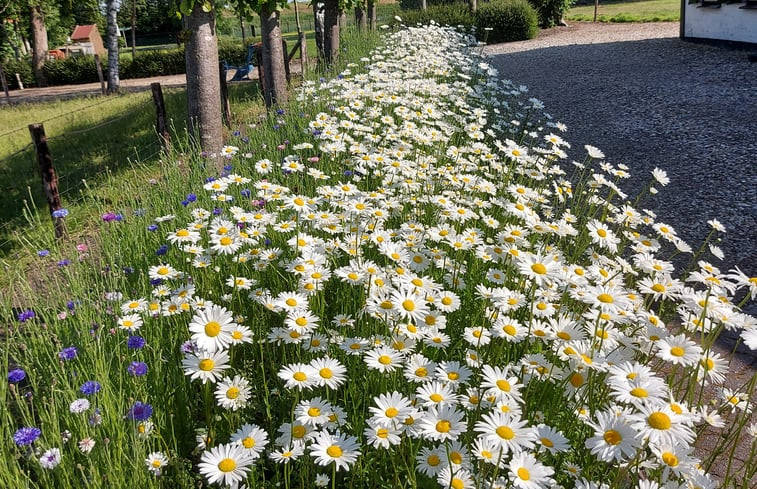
{"left": 567, "top": 0, "right": 681, "bottom": 22}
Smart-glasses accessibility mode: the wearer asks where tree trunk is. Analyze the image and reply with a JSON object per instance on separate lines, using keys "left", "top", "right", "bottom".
{"left": 367, "top": 1, "right": 376, "bottom": 31}
{"left": 313, "top": 1, "right": 325, "bottom": 60}
{"left": 106, "top": 0, "right": 119, "bottom": 93}
{"left": 355, "top": 3, "right": 366, "bottom": 32}
{"left": 184, "top": 2, "right": 223, "bottom": 156}
{"left": 421, "top": 0, "right": 427, "bottom": 10}
{"left": 323, "top": 0, "right": 339, "bottom": 64}
{"left": 30, "top": 3, "right": 48, "bottom": 87}
{"left": 470, "top": 0, "right": 477, "bottom": 13}
{"left": 339, "top": 10, "right": 346, "bottom": 30}
{"left": 131, "top": 0, "right": 137, "bottom": 59}
{"left": 259, "top": 6, "right": 288, "bottom": 108}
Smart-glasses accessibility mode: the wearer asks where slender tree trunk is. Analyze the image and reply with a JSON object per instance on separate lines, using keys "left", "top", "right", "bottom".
{"left": 106, "top": 0, "right": 119, "bottom": 93}
{"left": 338, "top": 10, "right": 346, "bottom": 30}
{"left": 259, "top": 6, "right": 288, "bottom": 108}
{"left": 323, "top": 0, "right": 339, "bottom": 64}
{"left": 367, "top": 0, "right": 376, "bottom": 31}
{"left": 131, "top": 0, "right": 137, "bottom": 58}
{"left": 470, "top": 0, "right": 477, "bottom": 12}
{"left": 421, "top": 0, "right": 427, "bottom": 10}
{"left": 184, "top": 2, "right": 223, "bottom": 156}
{"left": 30, "top": 3, "right": 48, "bottom": 87}
{"left": 313, "top": 1, "right": 325, "bottom": 60}
{"left": 355, "top": 2, "right": 366, "bottom": 32}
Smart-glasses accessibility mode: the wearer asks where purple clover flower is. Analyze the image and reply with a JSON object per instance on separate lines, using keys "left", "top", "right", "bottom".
{"left": 80, "top": 381, "right": 101, "bottom": 396}
{"left": 58, "top": 346, "right": 78, "bottom": 361}
{"left": 126, "top": 401, "right": 153, "bottom": 421}
{"left": 8, "top": 368, "right": 26, "bottom": 383}
{"left": 13, "top": 427, "right": 41, "bottom": 446}
{"left": 127, "top": 361, "right": 148, "bottom": 377}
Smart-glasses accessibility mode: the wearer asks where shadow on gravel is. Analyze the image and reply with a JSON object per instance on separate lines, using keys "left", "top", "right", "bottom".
{"left": 487, "top": 37, "right": 757, "bottom": 366}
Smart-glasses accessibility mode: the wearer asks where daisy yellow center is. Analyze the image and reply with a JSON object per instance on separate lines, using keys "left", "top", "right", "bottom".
{"left": 429, "top": 393, "right": 443, "bottom": 403}
{"left": 435, "top": 420, "right": 451, "bottom": 433}
{"left": 292, "top": 426, "right": 305, "bottom": 438}
{"left": 199, "top": 359, "right": 215, "bottom": 371}
{"left": 596, "top": 329, "right": 609, "bottom": 339}
{"left": 447, "top": 372, "right": 459, "bottom": 381}
{"left": 385, "top": 407, "right": 399, "bottom": 418}
{"left": 378, "top": 355, "right": 392, "bottom": 365}
{"left": 496, "top": 426, "right": 514, "bottom": 440}
{"left": 242, "top": 437, "right": 255, "bottom": 449}
{"left": 205, "top": 321, "right": 221, "bottom": 337}
{"left": 626, "top": 373, "right": 637, "bottom": 380}
{"left": 220, "top": 237, "right": 233, "bottom": 246}
{"left": 177, "top": 229, "right": 189, "bottom": 237}
{"left": 531, "top": 263, "right": 547, "bottom": 275}
{"left": 348, "top": 272, "right": 359, "bottom": 280}
{"left": 630, "top": 387, "right": 648, "bottom": 398}
{"left": 570, "top": 372, "right": 584, "bottom": 387}
{"left": 295, "top": 317, "right": 308, "bottom": 327}
{"left": 319, "top": 368, "right": 333, "bottom": 379}
{"left": 285, "top": 298, "right": 297, "bottom": 307}
{"left": 701, "top": 358, "right": 715, "bottom": 371}
{"left": 556, "top": 331, "right": 571, "bottom": 340}
{"left": 517, "top": 468, "right": 531, "bottom": 481}
{"left": 428, "top": 454, "right": 441, "bottom": 466}
{"left": 597, "top": 293, "right": 614, "bottom": 304}
{"left": 662, "top": 452, "right": 679, "bottom": 467}
{"left": 415, "top": 367, "right": 428, "bottom": 377}
{"left": 293, "top": 372, "right": 307, "bottom": 381}
{"left": 648, "top": 411, "right": 672, "bottom": 430}
{"left": 151, "top": 460, "right": 162, "bottom": 468}
{"left": 308, "top": 407, "right": 321, "bottom": 417}
{"left": 122, "top": 320, "right": 134, "bottom": 327}
{"left": 603, "top": 429, "right": 622, "bottom": 445}
{"left": 232, "top": 331, "right": 242, "bottom": 340}
{"left": 380, "top": 301, "right": 393, "bottom": 310}
{"left": 670, "top": 346, "right": 685, "bottom": 357}
{"left": 226, "top": 387, "right": 240, "bottom": 399}
{"left": 218, "top": 458, "right": 237, "bottom": 472}
{"left": 157, "top": 267, "right": 169, "bottom": 275}
{"left": 496, "top": 379, "right": 511, "bottom": 392}
{"left": 450, "top": 452, "right": 463, "bottom": 464}
{"left": 402, "top": 300, "right": 415, "bottom": 312}
{"left": 652, "top": 284, "right": 666, "bottom": 293}
{"left": 472, "top": 330, "right": 482, "bottom": 338}
{"left": 504, "top": 325, "right": 516, "bottom": 336}
{"left": 407, "top": 324, "right": 417, "bottom": 333}
{"left": 441, "top": 297, "right": 453, "bottom": 306}
{"left": 350, "top": 343, "right": 362, "bottom": 350}
{"left": 293, "top": 197, "right": 304, "bottom": 206}
{"left": 541, "top": 437, "right": 554, "bottom": 448}
{"left": 326, "top": 445, "right": 343, "bottom": 458}
{"left": 597, "top": 229, "right": 607, "bottom": 238}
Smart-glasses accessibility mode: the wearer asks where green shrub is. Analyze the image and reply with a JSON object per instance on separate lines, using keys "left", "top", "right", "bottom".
{"left": 1, "top": 56, "right": 35, "bottom": 89}
{"left": 399, "top": 0, "right": 459, "bottom": 10}
{"left": 528, "top": 0, "right": 573, "bottom": 27}
{"left": 42, "top": 55, "right": 99, "bottom": 85}
{"left": 475, "top": 0, "right": 539, "bottom": 43}
{"left": 397, "top": 4, "right": 476, "bottom": 33}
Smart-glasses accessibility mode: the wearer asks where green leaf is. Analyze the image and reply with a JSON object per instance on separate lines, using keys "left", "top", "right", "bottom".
{"left": 201, "top": 0, "right": 213, "bottom": 12}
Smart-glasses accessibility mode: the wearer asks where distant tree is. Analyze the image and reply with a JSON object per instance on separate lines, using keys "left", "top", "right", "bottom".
{"left": 29, "top": 2, "right": 49, "bottom": 86}
{"left": 106, "top": 0, "right": 119, "bottom": 93}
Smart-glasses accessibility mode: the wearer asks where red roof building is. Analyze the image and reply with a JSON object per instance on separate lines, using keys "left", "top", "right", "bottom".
{"left": 70, "top": 24, "right": 106, "bottom": 56}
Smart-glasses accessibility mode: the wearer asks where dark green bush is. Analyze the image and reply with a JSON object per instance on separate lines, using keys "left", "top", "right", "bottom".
{"left": 42, "top": 55, "right": 99, "bottom": 85}
{"left": 527, "top": 0, "right": 573, "bottom": 28}
{"left": 399, "top": 0, "right": 459, "bottom": 10}
{"left": 475, "top": 0, "right": 539, "bottom": 43}
{"left": 397, "top": 4, "right": 476, "bottom": 33}
{"left": 2, "top": 57, "right": 35, "bottom": 89}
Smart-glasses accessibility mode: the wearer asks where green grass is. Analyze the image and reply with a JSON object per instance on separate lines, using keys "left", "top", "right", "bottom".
{"left": 567, "top": 0, "right": 680, "bottom": 22}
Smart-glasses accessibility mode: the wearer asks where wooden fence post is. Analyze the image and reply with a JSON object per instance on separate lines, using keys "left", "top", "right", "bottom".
{"left": 256, "top": 47, "right": 266, "bottom": 99}
{"left": 219, "top": 62, "right": 231, "bottom": 128}
{"left": 282, "top": 39, "right": 291, "bottom": 84}
{"left": 15, "top": 73, "right": 24, "bottom": 90}
{"left": 150, "top": 82, "right": 171, "bottom": 151}
{"left": 0, "top": 63, "right": 10, "bottom": 104}
{"left": 28, "top": 123, "right": 66, "bottom": 239}
{"left": 94, "top": 54, "right": 106, "bottom": 95}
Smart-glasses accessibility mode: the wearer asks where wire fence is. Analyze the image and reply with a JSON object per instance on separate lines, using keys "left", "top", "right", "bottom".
{"left": 0, "top": 93, "right": 166, "bottom": 254}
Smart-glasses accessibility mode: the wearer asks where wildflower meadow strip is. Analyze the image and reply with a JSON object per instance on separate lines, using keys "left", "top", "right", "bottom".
{"left": 4, "top": 24, "right": 757, "bottom": 489}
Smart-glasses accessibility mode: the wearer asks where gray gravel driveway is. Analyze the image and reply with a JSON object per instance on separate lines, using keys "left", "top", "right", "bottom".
{"left": 485, "top": 22, "right": 757, "bottom": 316}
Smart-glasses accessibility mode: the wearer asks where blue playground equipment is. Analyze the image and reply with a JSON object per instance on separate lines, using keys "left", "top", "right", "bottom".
{"left": 223, "top": 44, "right": 256, "bottom": 81}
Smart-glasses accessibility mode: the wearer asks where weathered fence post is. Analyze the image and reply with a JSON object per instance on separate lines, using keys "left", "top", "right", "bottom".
{"left": 15, "top": 73, "right": 24, "bottom": 90}
{"left": 94, "top": 54, "right": 106, "bottom": 95}
{"left": 219, "top": 62, "right": 231, "bottom": 128}
{"left": 282, "top": 39, "right": 291, "bottom": 84}
{"left": 28, "top": 123, "right": 66, "bottom": 239}
{"left": 0, "top": 63, "right": 10, "bottom": 104}
{"left": 150, "top": 82, "right": 171, "bottom": 151}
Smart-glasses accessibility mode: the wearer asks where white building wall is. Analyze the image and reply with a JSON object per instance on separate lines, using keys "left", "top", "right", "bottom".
{"left": 684, "top": 4, "right": 757, "bottom": 44}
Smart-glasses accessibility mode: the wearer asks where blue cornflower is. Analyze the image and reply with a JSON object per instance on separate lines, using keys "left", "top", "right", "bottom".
{"left": 186, "top": 193, "right": 197, "bottom": 202}
{"left": 13, "top": 427, "right": 41, "bottom": 446}
{"left": 233, "top": 130, "right": 241, "bottom": 137}
{"left": 205, "top": 176, "right": 216, "bottom": 183}
{"left": 17, "top": 309, "right": 35, "bottom": 322}
{"left": 127, "top": 361, "right": 148, "bottom": 377}
{"left": 80, "top": 381, "right": 101, "bottom": 396}
{"left": 58, "top": 346, "right": 78, "bottom": 361}
{"left": 181, "top": 200, "right": 189, "bottom": 207}
{"left": 147, "top": 224, "right": 158, "bottom": 232}
{"left": 37, "top": 249, "right": 50, "bottom": 257}
{"left": 276, "top": 108, "right": 285, "bottom": 115}
{"left": 57, "top": 259, "right": 70, "bottom": 267}
{"left": 212, "top": 208, "right": 222, "bottom": 215}
{"left": 149, "top": 278, "right": 163, "bottom": 286}
{"left": 122, "top": 266, "right": 134, "bottom": 275}
{"left": 223, "top": 165, "right": 233, "bottom": 171}
{"left": 8, "top": 368, "right": 26, "bottom": 383}
{"left": 156, "top": 245, "right": 169, "bottom": 256}
{"left": 51, "top": 208, "right": 68, "bottom": 218}
{"left": 240, "top": 189, "right": 251, "bottom": 198}
{"left": 66, "top": 301, "right": 76, "bottom": 311}
{"left": 242, "top": 137, "right": 249, "bottom": 143}
{"left": 127, "top": 335, "right": 146, "bottom": 350}
{"left": 127, "top": 401, "right": 153, "bottom": 421}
